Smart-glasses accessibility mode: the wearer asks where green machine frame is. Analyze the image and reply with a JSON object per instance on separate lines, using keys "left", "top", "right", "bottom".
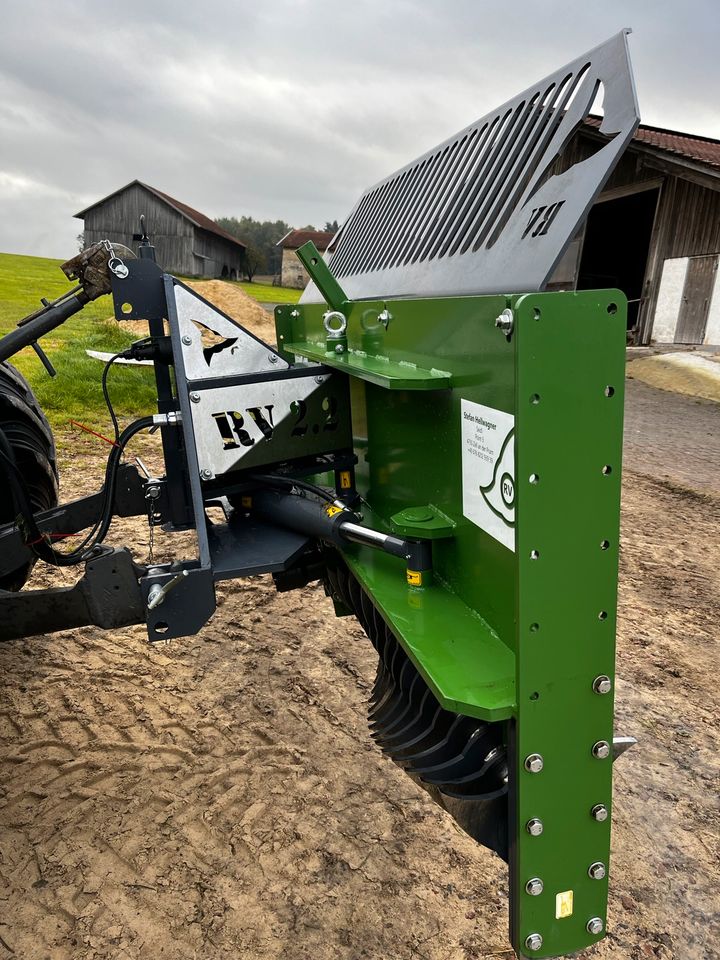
{"left": 277, "top": 245, "right": 626, "bottom": 957}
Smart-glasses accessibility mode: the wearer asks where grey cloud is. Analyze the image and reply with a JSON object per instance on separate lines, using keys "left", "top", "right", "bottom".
{"left": 0, "top": 0, "right": 718, "bottom": 259}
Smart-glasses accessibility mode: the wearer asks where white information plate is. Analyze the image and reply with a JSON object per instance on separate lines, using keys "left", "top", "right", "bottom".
{"left": 461, "top": 399, "right": 516, "bottom": 552}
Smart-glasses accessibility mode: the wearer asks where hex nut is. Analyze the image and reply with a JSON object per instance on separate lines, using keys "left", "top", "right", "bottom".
{"left": 593, "top": 675, "right": 612, "bottom": 694}
{"left": 200, "top": 469, "right": 212, "bottom": 480}
{"left": 525, "top": 933, "right": 543, "bottom": 951}
{"left": 526, "top": 818, "right": 544, "bottom": 837}
{"left": 525, "top": 877, "right": 544, "bottom": 896}
{"left": 587, "top": 917, "right": 604, "bottom": 935}
{"left": 592, "top": 740, "right": 611, "bottom": 759}
{"left": 182, "top": 334, "right": 192, "bottom": 345}
{"left": 591, "top": 803, "right": 609, "bottom": 822}
{"left": 588, "top": 861, "right": 606, "bottom": 880}
{"left": 524, "top": 753, "right": 544, "bottom": 773}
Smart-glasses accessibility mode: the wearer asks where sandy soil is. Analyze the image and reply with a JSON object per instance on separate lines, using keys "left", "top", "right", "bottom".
{"left": 628, "top": 351, "right": 720, "bottom": 404}
{"left": 0, "top": 291, "right": 718, "bottom": 960}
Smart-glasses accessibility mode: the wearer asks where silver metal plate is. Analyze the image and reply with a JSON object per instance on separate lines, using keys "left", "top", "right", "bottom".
{"left": 174, "top": 282, "right": 289, "bottom": 381}
{"left": 302, "top": 30, "right": 639, "bottom": 302}
{"left": 190, "top": 373, "right": 352, "bottom": 477}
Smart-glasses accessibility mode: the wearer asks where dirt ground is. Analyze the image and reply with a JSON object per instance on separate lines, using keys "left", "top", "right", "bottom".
{"left": 0, "top": 317, "right": 718, "bottom": 959}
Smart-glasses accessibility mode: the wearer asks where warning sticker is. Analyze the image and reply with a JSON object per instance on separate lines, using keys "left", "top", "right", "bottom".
{"left": 461, "top": 399, "right": 515, "bottom": 552}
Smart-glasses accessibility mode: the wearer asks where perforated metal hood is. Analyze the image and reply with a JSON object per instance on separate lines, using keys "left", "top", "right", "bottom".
{"left": 302, "top": 30, "right": 639, "bottom": 303}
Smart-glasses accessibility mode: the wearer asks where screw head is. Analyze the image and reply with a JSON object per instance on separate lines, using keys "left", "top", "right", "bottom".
{"left": 315, "top": 375, "right": 324, "bottom": 384}
{"left": 495, "top": 308, "right": 514, "bottom": 334}
{"left": 525, "top": 933, "right": 543, "bottom": 951}
{"left": 524, "top": 753, "right": 544, "bottom": 773}
{"left": 526, "top": 818, "right": 544, "bottom": 837}
{"left": 592, "top": 740, "right": 611, "bottom": 759}
{"left": 588, "top": 861, "right": 606, "bottom": 880}
{"left": 593, "top": 675, "right": 612, "bottom": 695}
{"left": 268, "top": 353, "right": 278, "bottom": 363}
{"left": 182, "top": 334, "right": 192, "bottom": 345}
{"left": 200, "top": 468, "right": 212, "bottom": 480}
{"left": 334, "top": 343, "right": 345, "bottom": 354}
{"left": 190, "top": 392, "right": 201, "bottom": 403}
{"left": 525, "top": 877, "right": 544, "bottom": 896}
{"left": 591, "top": 803, "right": 609, "bottom": 822}
{"left": 587, "top": 917, "right": 604, "bottom": 935}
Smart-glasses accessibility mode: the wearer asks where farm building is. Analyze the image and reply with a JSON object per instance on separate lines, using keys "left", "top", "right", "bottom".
{"left": 75, "top": 181, "right": 246, "bottom": 279}
{"left": 553, "top": 120, "right": 720, "bottom": 345}
{"left": 277, "top": 229, "right": 335, "bottom": 288}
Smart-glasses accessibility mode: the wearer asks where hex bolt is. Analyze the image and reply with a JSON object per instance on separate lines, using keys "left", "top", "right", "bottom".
{"left": 495, "top": 308, "right": 514, "bottom": 335}
{"left": 526, "top": 818, "right": 544, "bottom": 837}
{"left": 335, "top": 343, "right": 345, "bottom": 354}
{"left": 525, "top": 933, "right": 543, "bottom": 952}
{"left": 593, "top": 675, "right": 612, "bottom": 695}
{"left": 591, "top": 803, "right": 609, "bottom": 822}
{"left": 181, "top": 334, "right": 192, "bottom": 346}
{"left": 200, "top": 468, "right": 212, "bottom": 480}
{"left": 315, "top": 375, "right": 324, "bottom": 384}
{"left": 588, "top": 861, "right": 606, "bottom": 880}
{"left": 268, "top": 353, "right": 278, "bottom": 364}
{"left": 524, "top": 753, "right": 544, "bottom": 773}
{"left": 525, "top": 877, "right": 544, "bottom": 896}
{"left": 190, "top": 392, "right": 201, "bottom": 403}
{"left": 587, "top": 917, "right": 604, "bottom": 935}
{"left": 592, "top": 740, "right": 611, "bottom": 759}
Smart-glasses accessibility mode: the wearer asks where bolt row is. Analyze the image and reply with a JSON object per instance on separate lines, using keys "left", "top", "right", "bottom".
{"left": 525, "top": 918, "right": 604, "bottom": 952}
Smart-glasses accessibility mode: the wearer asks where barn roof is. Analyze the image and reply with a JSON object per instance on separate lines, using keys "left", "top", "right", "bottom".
{"left": 277, "top": 229, "right": 335, "bottom": 251}
{"left": 74, "top": 180, "right": 246, "bottom": 250}
{"left": 585, "top": 118, "right": 720, "bottom": 172}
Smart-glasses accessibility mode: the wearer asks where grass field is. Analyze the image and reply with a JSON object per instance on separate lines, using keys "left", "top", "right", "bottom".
{"left": 235, "top": 280, "right": 301, "bottom": 304}
{"left": 0, "top": 253, "right": 300, "bottom": 434}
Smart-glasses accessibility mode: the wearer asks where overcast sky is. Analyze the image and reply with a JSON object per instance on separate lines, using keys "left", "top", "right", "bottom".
{"left": 1, "top": 0, "right": 718, "bottom": 260}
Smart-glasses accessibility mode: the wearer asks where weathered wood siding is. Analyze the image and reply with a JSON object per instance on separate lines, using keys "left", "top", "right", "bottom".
{"left": 81, "top": 184, "right": 244, "bottom": 278}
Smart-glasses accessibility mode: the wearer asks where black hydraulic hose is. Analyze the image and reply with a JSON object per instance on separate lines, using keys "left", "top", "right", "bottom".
{"left": 0, "top": 415, "right": 154, "bottom": 566}
{"left": 0, "top": 290, "right": 89, "bottom": 363}
{"left": 250, "top": 472, "right": 336, "bottom": 504}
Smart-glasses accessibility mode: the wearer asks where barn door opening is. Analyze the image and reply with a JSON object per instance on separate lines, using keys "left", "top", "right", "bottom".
{"left": 675, "top": 255, "right": 718, "bottom": 344}
{"left": 576, "top": 187, "right": 660, "bottom": 339}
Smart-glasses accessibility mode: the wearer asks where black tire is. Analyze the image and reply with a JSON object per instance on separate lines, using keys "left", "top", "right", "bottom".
{"left": 0, "top": 362, "right": 58, "bottom": 590}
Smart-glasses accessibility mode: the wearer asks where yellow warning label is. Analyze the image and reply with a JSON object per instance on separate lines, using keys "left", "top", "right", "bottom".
{"left": 241, "top": 496, "right": 252, "bottom": 508}
{"left": 555, "top": 890, "right": 574, "bottom": 919}
{"left": 339, "top": 470, "right": 352, "bottom": 490}
{"left": 406, "top": 570, "right": 423, "bottom": 586}
{"left": 325, "top": 504, "right": 344, "bottom": 518}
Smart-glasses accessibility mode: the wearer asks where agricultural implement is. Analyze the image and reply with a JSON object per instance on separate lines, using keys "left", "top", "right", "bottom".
{"left": 0, "top": 31, "right": 639, "bottom": 958}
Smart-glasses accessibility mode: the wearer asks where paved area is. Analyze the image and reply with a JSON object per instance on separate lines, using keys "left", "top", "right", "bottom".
{"left": 623, "top": 379, "right": 720, "bottom": 496}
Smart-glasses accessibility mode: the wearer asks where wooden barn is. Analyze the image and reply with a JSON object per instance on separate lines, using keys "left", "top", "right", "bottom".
{"left": 277, "top": 229, "right": 335, "bottom": 288}
{"left": 75, "top": 181, "right": 246, "bottom": 279}
{"left": 553, "top": 120, "right": 720, "bottom": 345}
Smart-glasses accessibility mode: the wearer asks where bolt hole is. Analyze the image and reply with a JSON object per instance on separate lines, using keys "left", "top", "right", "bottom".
{"left": 310, "top": 257, "right": 318, "bottom": 265}
{"left": 604, "top": 385, "right": 615, "bottom": 398}
{"left": 154, "top": 621, "right": 169, "bottom": 634}
{"left": 529, "top": 691, "right": 540, "bottom": 701}
{"left": 530, "top": 549, "right": 540, "bottom": 560}
{"left": 533, "top": 308, "right": 541, "bottom": 321}
{"left": 530, "top": 393, "right": 540, "bottom": 405}
{"left": 113, "top": 585, "right": 120, "bottom": 591}
{"left": 529, "top": 473, "right": 540, "bottom": 484}
{"left": 600, "top": 539, "right": 610, "bottom": 550}
{"left": 121, "top": 302, "right": 133, "bottom": 315}
{"left": 530, "top": 622, "right": 539, "bottom": 632}
{"left": 598, "top": 610, "right": 608, "bottom": 621}
{"left": 602, "top": 465, "right": 612, "bottom": 475}
{"left": 607, "top": 302, "right": 618, "bottom": 315}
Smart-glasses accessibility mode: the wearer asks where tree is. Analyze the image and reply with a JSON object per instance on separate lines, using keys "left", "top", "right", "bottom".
{"left": 242, "top": 242, "right": 266, "bottom": 282}
{"left": 324, "top": 220, "right": 340, "bottom": 233}
{"left": 216, "top": 216, "right": 291, "bottom": 278}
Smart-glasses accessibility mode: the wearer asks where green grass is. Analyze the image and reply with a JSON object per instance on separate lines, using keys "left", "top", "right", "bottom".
{"left": 0, "top": 254, "right": 300, "bottom": 436}
{"left": 235, "top": 280, "right": 301, "bottom": 304}
{"left": 0, "top": 252, "right": 157, "bottom": 432}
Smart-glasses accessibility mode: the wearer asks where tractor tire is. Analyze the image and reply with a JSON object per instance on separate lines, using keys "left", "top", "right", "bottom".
{"left": 324, "top": 554, "right": 509, "bottom": 861}
{"left": 0, "top": 361, "right": 58, "bottom": 591}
